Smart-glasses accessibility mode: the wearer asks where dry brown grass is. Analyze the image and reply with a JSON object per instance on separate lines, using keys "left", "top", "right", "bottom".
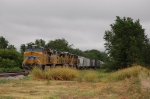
{"left": 0, "top": 78, "right": 119, "bottom": 99}
{"left": 102, "top": 65, "right": 150, "bottom": 82}
{"left": 0, "top": 77, "right": 149, "bottom": 99}
{"left": 30, "top": 67, "right": 103, "bottom": 83}
{"left": 31, "top": 66, "right": 79, "bottom": 80}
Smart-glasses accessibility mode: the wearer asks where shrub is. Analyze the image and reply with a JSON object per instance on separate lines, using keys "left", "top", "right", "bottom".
{"left": 0, "top": 49, "right": 22, "bottom": 69}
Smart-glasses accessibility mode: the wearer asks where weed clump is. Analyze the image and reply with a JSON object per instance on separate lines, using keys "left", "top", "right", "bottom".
{"left": 31, "top": 67, "right": 79, "bottom": 81}
{"left": 46, "top": 67, "right": 79, "bottom": 80}
{"left": 30, "top": 67, "right": 46, "bottom": 79}
{"left": 77, "top": 70, "right": 99, "bottom": 82}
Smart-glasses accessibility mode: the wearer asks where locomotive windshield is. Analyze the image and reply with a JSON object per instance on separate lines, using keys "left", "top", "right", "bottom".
{"left": 25, "top": 46, "right": 32, "bottom": 52}
{"left": 25, "top": 45, "right": 43, "bottom": 52}
{"left": 34, "top": 47, "right": 43, "bottom": 52}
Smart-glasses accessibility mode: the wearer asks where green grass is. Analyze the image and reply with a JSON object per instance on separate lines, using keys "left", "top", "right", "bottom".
{"left": 0, "top": 79, "right": 11, "bottom": 84}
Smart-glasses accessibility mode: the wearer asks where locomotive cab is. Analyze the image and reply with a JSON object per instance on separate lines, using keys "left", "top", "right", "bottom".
{"left": 22, "top": 45, "right": 46, "bottom": 70}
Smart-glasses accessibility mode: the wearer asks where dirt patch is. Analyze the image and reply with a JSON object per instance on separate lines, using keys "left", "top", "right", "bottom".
{"left": 141, "top": 79, "right": 150, "bottom": 89}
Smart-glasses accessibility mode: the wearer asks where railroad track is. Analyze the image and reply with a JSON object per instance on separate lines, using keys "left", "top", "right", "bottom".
{"left": 0, "top": 71, "right": 29, "bottom": 77}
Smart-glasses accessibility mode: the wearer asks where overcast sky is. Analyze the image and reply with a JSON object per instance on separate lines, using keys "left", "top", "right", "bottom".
{"left": 1, "top": 0, "right": 150, "bottom": 52}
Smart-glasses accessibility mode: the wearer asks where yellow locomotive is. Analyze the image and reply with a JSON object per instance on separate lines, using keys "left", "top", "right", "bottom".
{"left": 22, "top": 45, "right": 102, "bottom": 70}
{"left": 22, "top": 45, "right": 47, "bottom": 70}
{"left": 22, "top": 45, "right": 78, "bottom": 70}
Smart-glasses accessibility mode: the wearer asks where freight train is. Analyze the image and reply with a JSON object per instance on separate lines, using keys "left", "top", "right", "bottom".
{"left": 22, "top": 45, "right": 102, "bottom": 70}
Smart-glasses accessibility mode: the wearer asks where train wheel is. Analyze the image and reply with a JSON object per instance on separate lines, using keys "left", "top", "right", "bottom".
{"left": 42, "top": 65, "right": 45, "bottom": 70}
{"left": 52, "top": 64, "right": 56, "bottom": 68}
{"left": 76, "top": 66, "right": 80, "bottom": 69}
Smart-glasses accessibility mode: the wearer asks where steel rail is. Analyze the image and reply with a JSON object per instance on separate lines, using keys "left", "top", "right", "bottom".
{"left": 0, "top": 71, "right": 29, "bottom": 77}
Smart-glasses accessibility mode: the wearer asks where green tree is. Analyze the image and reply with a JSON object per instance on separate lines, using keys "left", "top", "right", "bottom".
{"left": 35, "top": 39, "right": 46, "bottom": 47}
{"left": 0, "top": 36, "right": 8, "bottom": 49}
{"left": 142, "top": 39, "right": 150, "bottom": 67}
{"left": 26, "top": 42, "right": 35, "bottom": 46}
{"left": 104, "top": 16, "right": 148, "bottom": 69}
{"left": 7, "top": 44, "right": 16, "bottom": 50}
{"left": 20, "top": 44, "right": 26, "bottom": 54}
{"left": 0, "top": 49, "right": 22, "bottom": 68}
{"left": 46, "top": 38, "right": 73, "bottom": 52}
{"left": 84, "top": 49, "right": 109, "bottom": 62}
{"left": 70, "top": 48, "right": 85, "bottom": 56}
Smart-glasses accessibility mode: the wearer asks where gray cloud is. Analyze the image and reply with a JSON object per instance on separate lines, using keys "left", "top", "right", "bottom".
{"left": 1, "top": 0, "right": 150, "bottom": 52}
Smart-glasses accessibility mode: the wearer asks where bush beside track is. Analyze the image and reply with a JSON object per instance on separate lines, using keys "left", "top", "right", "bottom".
{"left": 0, "top": 49, "right": 22, "bottom": 72}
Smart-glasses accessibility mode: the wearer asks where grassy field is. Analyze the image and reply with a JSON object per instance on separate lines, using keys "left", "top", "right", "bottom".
{"left": 0, "top": 66, "right": 150, "bottom": 99}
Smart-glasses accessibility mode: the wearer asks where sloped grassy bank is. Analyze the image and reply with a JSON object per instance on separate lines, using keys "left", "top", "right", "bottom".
{"left": 102, "top": 66, "right": 150, "bottom": 82}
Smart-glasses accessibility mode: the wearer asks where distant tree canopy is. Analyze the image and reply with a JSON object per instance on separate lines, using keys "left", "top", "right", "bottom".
{"left": 46, "top": 38, "right": 73, "bottom": 52}
{"left": 0, "top": 36, "right": 16, "bottom": 50}
{"left": 0, "top": 36, "right": 8, "bottom": 49}
{"left": 84, "top": 50, "right": 108, "bottom": 62}
{"left": 35, "top": 39, "right": 46, "bottom": 47}
{"left": 104, "top": 16, "right": 150, "bottom": 69}
{"left": 7, "top": 44, "right": 16, "bottom": 50}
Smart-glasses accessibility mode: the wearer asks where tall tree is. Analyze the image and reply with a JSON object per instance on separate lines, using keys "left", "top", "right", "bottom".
{"left": 104, "top": 16, "right": 148, "bottom": 69}
{"left": 0, "top": 36, "right": 8, "bottom": 49}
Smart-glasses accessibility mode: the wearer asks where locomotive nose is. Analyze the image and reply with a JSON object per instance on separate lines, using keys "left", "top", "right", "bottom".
{"left": 27, "top": 56, "right": 36, "bottom": 63}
